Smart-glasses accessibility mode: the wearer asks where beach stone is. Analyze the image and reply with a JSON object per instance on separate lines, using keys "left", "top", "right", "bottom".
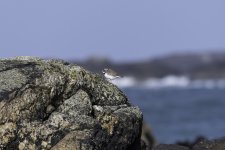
{"left": 192, "top": 138, "right": 225, "bottom": 150}
{"left": 153, "top": 144, "right": 190, "bottom": 150}
{"left": 0, "top": 57, "right": 143, "bottom": 150}
{"left": 153, "top": 138, "right": 225, "bottom": 150}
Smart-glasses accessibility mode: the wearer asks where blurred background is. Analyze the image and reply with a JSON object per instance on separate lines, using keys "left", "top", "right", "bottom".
{"left": 1, "top": 0, "right": 225, "bottom": 144}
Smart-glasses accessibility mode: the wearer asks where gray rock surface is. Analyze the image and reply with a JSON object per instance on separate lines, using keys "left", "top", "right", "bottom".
{"left": 0, "top": 57, "right": 143, "bottom": 150}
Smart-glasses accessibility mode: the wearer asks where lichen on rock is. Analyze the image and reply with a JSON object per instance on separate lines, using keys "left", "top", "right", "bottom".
{"left": 0, "top": 57, "right": 143, "bottom": 150}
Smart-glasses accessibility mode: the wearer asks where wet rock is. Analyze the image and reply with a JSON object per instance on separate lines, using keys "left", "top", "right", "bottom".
{"left": 153, "top": 144, "right": 190, "bottom": 150}
{"left": 192, "top": 138, "right": 225, "bottom": 150}
{"left": 153, "top": 137, "right": 225, "bottom": 150}
{"left": 0, "top": 57, "right": 143, "bottom": 150}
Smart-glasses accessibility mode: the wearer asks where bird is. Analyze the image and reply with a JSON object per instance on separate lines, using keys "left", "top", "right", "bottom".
{"left": 102, "top": 68, "right": 121, "bottom": 80}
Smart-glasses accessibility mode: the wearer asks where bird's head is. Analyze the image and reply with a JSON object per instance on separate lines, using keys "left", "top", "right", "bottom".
{"left": 102, "top": 68, "right": 108, "bottom": 74}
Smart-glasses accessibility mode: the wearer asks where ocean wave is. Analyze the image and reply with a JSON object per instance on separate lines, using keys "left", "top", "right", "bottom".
{"left": 111, "top": 76, "right": 137, "bottom": 88}
{"left": 111, "top": 75, "right": 225, "bottom": 89}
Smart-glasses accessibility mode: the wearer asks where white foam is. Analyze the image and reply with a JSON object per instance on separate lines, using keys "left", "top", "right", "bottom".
{"left": 143, "top": 75, "right": 190, "bottom": 88}
{"left": 111, "top": 76, "right": 137, "bottom": 88}
{"left": 112, "top": 75, "right": 225, "bottom": 89}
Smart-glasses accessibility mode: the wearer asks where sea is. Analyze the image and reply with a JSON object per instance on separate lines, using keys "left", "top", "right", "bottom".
{"left": 112, "top": 76, "right": 225, "bottom": 144}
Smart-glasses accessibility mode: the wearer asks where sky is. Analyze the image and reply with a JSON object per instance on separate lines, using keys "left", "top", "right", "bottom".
{"left": 0, "top": 0, "right": 225, "bottom": 62}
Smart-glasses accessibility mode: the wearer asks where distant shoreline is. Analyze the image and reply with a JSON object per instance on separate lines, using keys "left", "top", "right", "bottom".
{"left": 71, "top": 51, "right": 225, "bottom": 80}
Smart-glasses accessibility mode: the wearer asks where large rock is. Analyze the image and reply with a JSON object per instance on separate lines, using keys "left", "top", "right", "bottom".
{"left": 0, "top": 57, "right": 143, "bottom": 150}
